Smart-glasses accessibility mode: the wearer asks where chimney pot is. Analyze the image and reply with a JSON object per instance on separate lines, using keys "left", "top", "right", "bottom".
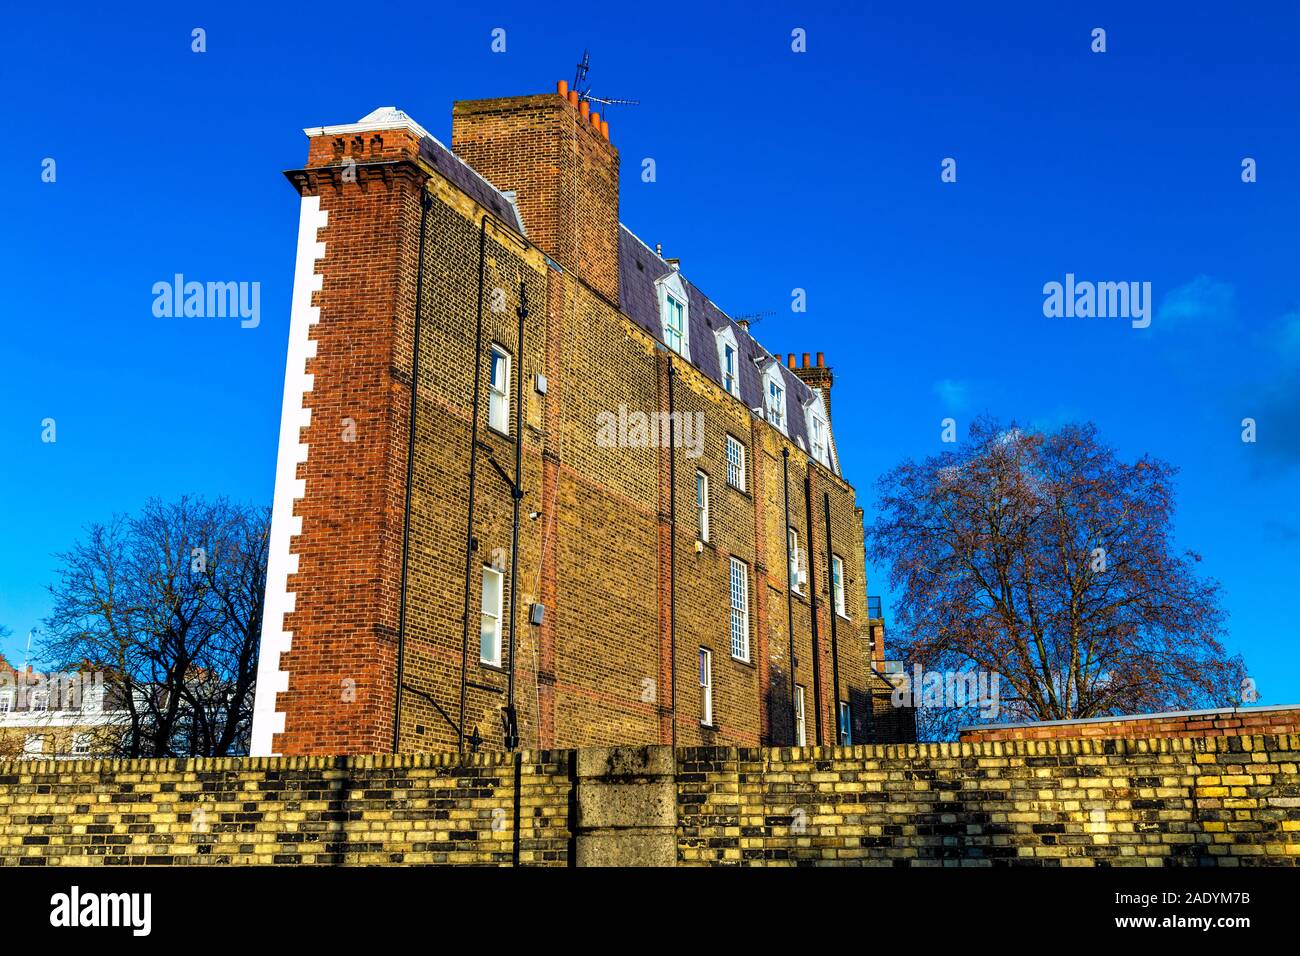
{"left": 816, "top": 352, "right": 825, "bottom": 367}
{"left": 568, "top": 90, "right": 579, "bottom": 107}
{"left": 579, "top": 101, "right": 590, "bottom": 120}
{"left": 802, "top": 352, "right": 811, "bottom": 367}
{"left": 590, "top": 111, "right": 601, "bottom": 127}
{"left": 601, "top": 120, "right": 610, "bottom": 140}
{"left": 557, "top": 80, "right": 568, "bottom": 97}
{"left": 787, "top": 353, "right": 796, "bottom": 368}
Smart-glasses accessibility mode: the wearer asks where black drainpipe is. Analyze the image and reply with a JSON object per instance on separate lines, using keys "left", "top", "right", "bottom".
{"left": 781, "top": 447, "right": 797, "bottom": 744}
{"left": 504, "top": 279, "right": 527, "bottom": 751}
{"left": 823, "top": 491, "right": 843, "bottom": 744}
{"left": 393, "top": 189, "right": 433, "bottom": 754}
{"left": 667, "top": 356, "right": 678, "bottom": 749}
{"left": 804, "top": 474, "right": 823, "bottom": 745}
{"left": 457, "top": 217, "right": 489, "bottom": 752}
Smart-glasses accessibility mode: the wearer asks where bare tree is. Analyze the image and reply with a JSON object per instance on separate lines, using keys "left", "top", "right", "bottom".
{"left": 42, "top": 497, "right": 269, "bottom": 757}
{"left": 868, "top": 418, "right": 1248, "bottom": 737}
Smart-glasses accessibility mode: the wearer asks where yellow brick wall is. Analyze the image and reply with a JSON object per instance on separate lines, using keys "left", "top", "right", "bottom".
{"left": 0, "top": 752, "right": 571, "bottom": 866}
{"left": 4, "top": 735, "right": 1297, "bottom": 866}
{"left": 676, "top": 734, "right": 1300, "bottom": 866}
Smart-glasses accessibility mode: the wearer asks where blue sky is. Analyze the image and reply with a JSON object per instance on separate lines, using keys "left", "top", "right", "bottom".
{"left": 2, "top": 2, "right": 1297, "bottom": 702}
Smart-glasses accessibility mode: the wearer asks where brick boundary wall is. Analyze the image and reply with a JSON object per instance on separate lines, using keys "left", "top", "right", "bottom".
{"left": 959, "top": 705, "right": 1300, "bottom": 743}
{"left": 2, "top": 736, "right": 1298, "bottom": 866}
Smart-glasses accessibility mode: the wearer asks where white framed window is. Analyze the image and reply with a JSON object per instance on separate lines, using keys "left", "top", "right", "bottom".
{"left": 767, "top": 378, "right": 785, "bottom": 432}
{"left": 794, "top": 685, "right": 807, "bottom": 747}
{"left": 838, "top": 701, "right": 851, "bottom": 746}
{"left": 480, "top": 566, "right": 503, "bottom": 666}
{"left": 695, "top": 470, "right": 710, "bottom": 543}
{"left": 0, "top": 692, "right": 11, "bottom": 713}
{"left": 759, "top": 360, "right": 788, "bottom": 435}
{"left": 715, "top": 326, "right": 740, "bottom": 398}
{"left": 725, "top": 434, "right": 746, "bottom": 492}
{"left": 804, "top": 391, "right": 832, "bottom": 469}
{"left": 810, "top": 413, "right": 828, "bottom": 465}
{"left": 699, "top": 648, "right": 713, "bottom": 726}
{"left": 23, "top": 734, "right": 46, "bottom": 757}
{"left": 656, "top": 270, "right": 691, "bottom": 359}
{"left": 665, "top": 295, "right": 686, "bottom": 354}
{"left": 489, "top": 345, "right": 511, "bottom": 434}
{"left": 72, "top": 732, "right": 92, "bottom": 756}
{"left": 832, "top": 554, "right": 847, "bottom": 617}
{"left": 729, "top": 557, "right": 750, "bottom": 662}
{"left": 787, "top": 527, "right": 801, "bottom": 594}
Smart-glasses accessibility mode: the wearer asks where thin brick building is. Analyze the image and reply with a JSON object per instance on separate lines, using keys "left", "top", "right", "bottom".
{"left": 250, "top": 84, "right": 913, "bottom": 757}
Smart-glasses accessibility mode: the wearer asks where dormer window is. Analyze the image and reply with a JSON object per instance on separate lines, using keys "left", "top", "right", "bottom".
{"left": 767, "top": 379, "right": 785, "bottom": 431}
{"left": 665, "top": 295, "right": 686, "bottom": 353}
{"left": 756, "top": 357, "right": 789, "bottom": 436}
{"left": 656, "top": 270, "right": 691, "bottom": 360}
{"left": 803, "top": 391, "right": 832, "bottom": 469}
{"left": 715, "top": 326, "right": 741, "bottom": 399}
{"left": 810, "top": 413, "right": 827, "bottom": 464}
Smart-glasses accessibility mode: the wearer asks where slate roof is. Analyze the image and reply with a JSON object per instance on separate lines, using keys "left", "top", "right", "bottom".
{"left": 618, "top": 225, "right": 829, "bottom": 464}
{"left": 419, "top": 135, "right": 526, "bottom": 234}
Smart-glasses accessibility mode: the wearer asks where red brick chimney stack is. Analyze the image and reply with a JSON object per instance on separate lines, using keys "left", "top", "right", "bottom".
{"left": 788, "top": 351, "right": 834, "bottom": 423}
{"left": 451, "top": 83, "right": 620, "bottom": 306}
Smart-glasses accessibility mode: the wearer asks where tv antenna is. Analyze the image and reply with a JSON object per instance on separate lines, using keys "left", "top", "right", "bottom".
{"left": 572, "top": 50, "right": 640, "bottom": 108}
{"left": 732, "top": 310, "right": 775, "bottom": 326}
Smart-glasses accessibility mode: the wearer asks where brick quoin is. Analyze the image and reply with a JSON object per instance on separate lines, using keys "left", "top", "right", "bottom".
{"left": 251, "top": 89, "right": 908, "bottom": 757}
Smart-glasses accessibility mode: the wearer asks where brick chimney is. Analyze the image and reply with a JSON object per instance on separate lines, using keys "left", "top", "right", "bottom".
{"left": 787, "top": 351, "right": 834, "bottom": 423}
{"left": 452, "top": 83, "right": 620, "bottom": 306}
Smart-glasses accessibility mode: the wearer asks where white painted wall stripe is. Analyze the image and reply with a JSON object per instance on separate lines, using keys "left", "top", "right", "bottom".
{"left": 250, "top": 195, "right": 328, "bottom": 757}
